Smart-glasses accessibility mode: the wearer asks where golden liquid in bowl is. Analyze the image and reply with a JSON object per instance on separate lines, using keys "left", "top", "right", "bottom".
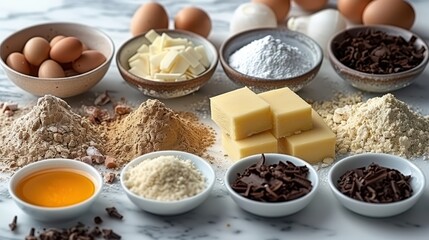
{"left": 15, "top": 169, "right": 95, "bottom": 207}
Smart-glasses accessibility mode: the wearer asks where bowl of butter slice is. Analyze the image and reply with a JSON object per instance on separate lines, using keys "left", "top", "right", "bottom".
{"left": 116, "top": 29, "right": 218, "bottom": 99}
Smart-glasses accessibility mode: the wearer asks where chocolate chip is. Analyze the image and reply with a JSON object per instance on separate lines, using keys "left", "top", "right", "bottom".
{"left": 106, "top": 207, "right": 123, "bottom": 220}
{"left": 94, "top": 216, "right": 103, "bottom": 224}
{"left": 102, "top": 228, "right": 122, "bottom": 240}
{"left": 25, "top": 228, "right": 37, "bottom": 240}
{"left": 337, "top": 163, "right": 413, "bottom": 203}
{"left": 8, "top": 215, "right": 17, "bottom": 231}
{"left": 334, "top": 29, "right": 426, "bottom": 74}
{"left": 231, "top": 154, "right": 313, "bottom": 202}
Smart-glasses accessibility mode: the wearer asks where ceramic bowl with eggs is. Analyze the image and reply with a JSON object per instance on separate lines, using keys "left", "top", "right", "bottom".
{"left": 8, "top": 158, "right": 103, "bottom": 222}
{"left": 328, "top": 25, "right": 428, "bottom": 92}
{"left": 116, "top": 29, "right": 218, "bottom": 99}
{"left": 220, "top": 28, "right": 323, "bottom": 92}
{"left": 0, "top": 22, "right": 114, "bottom": 98}
{"left": 120, "top": 150, "right": 215, "bottom": 215}
{"left": 224, "top": 153, "right": 320, "bottom": 217}
{"left": 328, "top": 153, "right": 425, "bottom": 218}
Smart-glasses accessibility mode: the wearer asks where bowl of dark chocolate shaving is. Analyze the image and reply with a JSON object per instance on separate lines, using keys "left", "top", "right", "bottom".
{"left": 224, "top": 153, "right": 319, "bottom": 217}
{"left": 328, "top": 153, "right": 425, "bottom": 218}
{"left": 328, "top": 25, "right": 428, "bottom": 92}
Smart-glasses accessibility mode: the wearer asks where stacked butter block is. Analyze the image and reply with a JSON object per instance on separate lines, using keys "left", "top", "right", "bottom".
{"left": 210, "top": 87, "right": 336, "bottom": 164}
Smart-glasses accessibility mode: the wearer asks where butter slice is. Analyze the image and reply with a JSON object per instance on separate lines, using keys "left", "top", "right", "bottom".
{"left": 222, "top": 131, "right": 277, "bottom": 160}
{"left": 145, "top": 29, "right": 160, "bottom": 43}
{"left": 210, "top": 87, "right": 272, "bottom": 140}
{"left": 280, "top": 110, "right": 336, "bottom": 164}
{"left": 259, "top": 87, "right": 312, "bottom": 138}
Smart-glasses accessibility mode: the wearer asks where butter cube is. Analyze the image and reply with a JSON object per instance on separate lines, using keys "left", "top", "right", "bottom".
{"left": 195, "top": 45, "right": 210, "bottom": 68}
{"left": 145, "top": 29, "right": 160, "bottom": 43}
{"left": 222, "top": 131, "right": 277, "bottom": 160}
{"left": 137, "top": 44, "right": 149, "bottom": 53}
{"left": 280, "top": 110, "right": 336, "bottom": 164}
{"left": 259, "top": 87, "right": 312, "bottom": 138}
{"left": 170, "top": 54, "right": 190, "bottom": 74}
{"left": 210, "top": 87, "right": 272, "bottom": 140}
{"left": 160, "top": 50, "right": 179, "bottom": 72}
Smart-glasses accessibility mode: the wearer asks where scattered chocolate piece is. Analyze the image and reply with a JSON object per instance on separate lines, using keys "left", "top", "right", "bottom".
{"left": 83, "top": 105, "right": 112, "bottom": 124}
{"left": 231, "top": 154, "right": 313, "bottom": 202}
{"left": 114, "top": 104, "right": 132, "bottom": 116}
{"left": 334, "top": 29, "right": 426, "bottom": 74}
{"left": 94, "top": 91, "right": 111, "bottom": 106}
{"left": 104, "top": 156, "right": 118, "bottom": 169}
{"left": 94, "top": 216, "right": 103, "bottom": 224}
{"left": 9, "top": 215, "right": 17, "bottom": 231}
{"left": 81, "top": 155, "right": 93, "bottom": 164}
{"left": 25, "top": 228, "right": 37, "bottom": 240}
{"left": 102, "top": 228, "right": 122, "bottom": 239}
{"left": 105, "top": 207, "right": 123, "bottom": 220}
{"left": 104, "top": 172, "right": 116, "bottom": 184}
{"left": 89, "top": 226, "right": 102, "bottom": 237}
{"left": 337, "top": 163, "right": 412, "bottom": 203}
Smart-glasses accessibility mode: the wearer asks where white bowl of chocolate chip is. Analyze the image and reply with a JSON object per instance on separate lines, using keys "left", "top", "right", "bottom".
{"left": 224, "top": 153, "right": 319, "bottom": 217}
{"left": 328, "top": 153, "right": 425, "bottom": 218}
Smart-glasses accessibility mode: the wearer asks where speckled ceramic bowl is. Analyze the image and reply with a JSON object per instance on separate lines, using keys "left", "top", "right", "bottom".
{"left": 220, "top": 28, "right": 323, "bottom": 92}
{"left": 120, "top": 150, "right": 215, "bottom": 215}
{"left": 328, "top": 153, "right": 425, "bottom": 218}
{"left": 328, "top": 25, "right": 429, "bottom": 93}
{"left": 0, "top": 22, "right": 114, "bottom": 98}
{"left": 116, "top": 29, "right": 218, "bottom": 99}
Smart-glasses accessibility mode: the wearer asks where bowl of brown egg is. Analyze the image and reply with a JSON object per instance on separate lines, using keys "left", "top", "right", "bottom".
{"left": 0, "top": 22, "right": 114, "bottom": 98}
{"left": 116, "top": 29, "right": 218, "bottom": 99}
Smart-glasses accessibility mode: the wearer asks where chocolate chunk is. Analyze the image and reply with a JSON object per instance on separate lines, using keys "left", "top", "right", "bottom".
{"left": 94, "top": 216, "right": 103, "bottom": 224}
{"left": 104, "top": 172, "right": 116, "bottom": 184}
{"left": 25, "top": 228, "right": 37, "bottom": 240}
{"left": 9, "top": 215, "right": 17, "bottom": 231}
{"left": 334, "top": 29, "right": 426, "bottom": 74}
{"left": 337, "top": 163, "right": 413, "bottom": 203}
{"left": 106, "top": 207, "right": 123, "bottom": 219}
{"left": 102, "top": 228, "right": 122, "bottom": 240}
{"left": 231, "top": 154, "right": 313, "bottom": 202}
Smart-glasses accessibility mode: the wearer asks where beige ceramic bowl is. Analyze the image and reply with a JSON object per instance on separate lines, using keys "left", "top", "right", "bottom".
{"left": 220, "top": 28, "right": 323, "bottom": 92}
{"left": 328, "top": 25, "right": 429, "bottom": 92}
{"left": 116, "top": 29, "right": 218, "bottom": 99}
{"left": 0, "top": 22, "right": 114, "bottom": 98}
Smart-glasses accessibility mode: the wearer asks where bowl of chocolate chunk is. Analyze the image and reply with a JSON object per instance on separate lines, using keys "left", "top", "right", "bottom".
{"left": 220, "top": 28, "right": 323, "bottom": 92}
{"left": 328, "top": 25, "right": 428, "bottom": 92}
{"left": 120, "top": 150, "right": 215, "bottom": 215}
{"left": 328, "top": 153, "right": 425, "bottom": 218}
{"left": 0, "top": 22, "right": 114, "bottom": 97}
{"left": 116, "top": 29, "right": 218, "bottom": 99}
{"left": 224, "top": 153, "right": 319, "bottom": 217}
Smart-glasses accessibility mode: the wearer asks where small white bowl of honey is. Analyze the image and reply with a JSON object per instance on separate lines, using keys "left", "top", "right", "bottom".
{"left": 8, "top": 158, "right": 103, "bottom": 222}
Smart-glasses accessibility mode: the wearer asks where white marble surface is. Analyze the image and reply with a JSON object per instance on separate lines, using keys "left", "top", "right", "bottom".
{"left": 1, "top": 0, "right": 429, "bottom": 239}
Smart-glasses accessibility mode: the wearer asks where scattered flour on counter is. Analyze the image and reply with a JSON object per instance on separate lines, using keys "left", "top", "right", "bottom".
{"left": 228, "top": 35, "right": 312, "bottom": 79}
{"left": 313, "top": 93, "right": 429, "bottom": 159}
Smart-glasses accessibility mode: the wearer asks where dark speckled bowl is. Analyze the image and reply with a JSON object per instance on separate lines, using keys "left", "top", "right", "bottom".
{"left": 328, "top": 25, "right": 429, "bottom": 93}
{"left": 219, "top": 28, "right": 323, "bottom": 92}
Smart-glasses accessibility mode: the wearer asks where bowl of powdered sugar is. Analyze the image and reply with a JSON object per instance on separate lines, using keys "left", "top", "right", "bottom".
{"left": 220, "top": 28, "right": 323, "bottom": 92}
{"left": 120, "top": 150, "right": 215, "bottom": 215}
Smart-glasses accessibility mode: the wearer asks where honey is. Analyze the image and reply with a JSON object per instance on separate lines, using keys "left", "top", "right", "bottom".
{"left": 15, "top": 169, "right": 95, "bottom": 207}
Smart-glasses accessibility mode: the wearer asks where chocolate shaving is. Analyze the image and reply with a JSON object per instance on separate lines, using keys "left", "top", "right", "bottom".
{"left": 334, "top": 29, "right": 426, "bottom": 74}
{"left": 337, "top": 163, "right": 413, "bottom": 203}
{"left": 231, "top": 154, "right": 313, "bottom": 202}
{"left": 106, "top": 207, "right": 123, "bottom": 219}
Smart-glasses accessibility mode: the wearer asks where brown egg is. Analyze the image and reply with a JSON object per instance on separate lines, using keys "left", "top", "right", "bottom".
{"left": 363, "top": 0, "right": 415, "bottom": 29}
{"left": 72, "top": 50, "right": 106, "bottom": 73}
{"left": 130, "top": 2, "right": 169, "bottom": 37}
{"left": 252, "top": 0, "right": 290, "bottom": 23}
{"left": 338, "top": 0, "right": 372, "bottom": 23}
{"left": 293, "top": 0, "right": 328, "bottom": 12}
{"left": 50, "top": 37, "right": 83, "bottom": 63}
{"left": 6, "top": 52, "right": 31, "bottom": 75}
{"left": 174, "top": 7, "right": 212, "bottom": 38}
{"left": 38, "top": 59, "right": 65, "bottom": 78}
{"left": 23, "top": 37, "right": 51, "bottom": 66}
{"left": 49, "top": 35, "right": 66, "bottom": 47}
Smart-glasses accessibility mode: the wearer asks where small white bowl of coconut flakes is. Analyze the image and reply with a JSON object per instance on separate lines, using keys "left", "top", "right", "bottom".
{"left": 120, "top": 150, "right": 215, "bottom": 215}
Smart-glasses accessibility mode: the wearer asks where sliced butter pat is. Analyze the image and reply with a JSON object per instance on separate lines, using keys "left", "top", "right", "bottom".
{"left": 182, "top": 47, "right": 200, "bottom": 67}
{"left": 195, "top": 45, "right": 210, "bottom": 68}
{"left": 129, "top": 66, "right": 148, "bottom": 78}
{"left": 279, "top": 110, "right": 336, "bottom": 164}
{"left": 137, "top": 44, "right": 149, "bottom": 53}
{"left": 258, "top": 87, "right": 312, "bottom": 138}
{"left": 154, "top": 73, "right": 182, "bottom": 81}
{"left": 164, "top": 45, "right": 186, "bottom": 51}
{"left": 129, "top": 55, "right": 150, "bottom": 76}
{"left": 160, "top": 50, "right": 179, "bottom": 72}
{"left": 188, "top": 64, "right": 205, "bottom": 75}
{"left": 222, "top": 131, "right": 277, "bottom": 161}
{"left": 210, "top": 87, "right": 272, "bottom": 140}
{"left": 165, "top": 38, "right": 188, "bottom": 47}
{"left": 128, "top": 52, "right": 141, "bottom": 63}
{"left": 170, "top": 54, "right": 190, "bottom": 74}
{"left": 145, "top": 29, "right": 160, "bottom": 43}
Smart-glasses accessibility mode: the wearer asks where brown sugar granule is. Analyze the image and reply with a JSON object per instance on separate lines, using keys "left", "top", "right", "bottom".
{"left": 0, "top": 95, "right": 104, "bottom": 168}
{"left": 102, "top": 99, "right": 215, "bottom": 165}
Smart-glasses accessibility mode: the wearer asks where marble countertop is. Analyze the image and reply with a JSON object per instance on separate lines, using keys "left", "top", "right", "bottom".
{"left": 1, "top": 0, "right": 429, "bottom": 239}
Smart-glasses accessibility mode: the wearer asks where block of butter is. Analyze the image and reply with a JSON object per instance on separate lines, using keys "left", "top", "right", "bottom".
{"left": 279, "top": 110, "right": 336, "bottom": 164}
{"left": 210, "top": 87, "right": 272, "bottom": 140}
{"left": 259, "top": 87, "right": 312, "bottom": 138}
{"left": 222, "top": 131, "right": 277, "bottom": 160}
